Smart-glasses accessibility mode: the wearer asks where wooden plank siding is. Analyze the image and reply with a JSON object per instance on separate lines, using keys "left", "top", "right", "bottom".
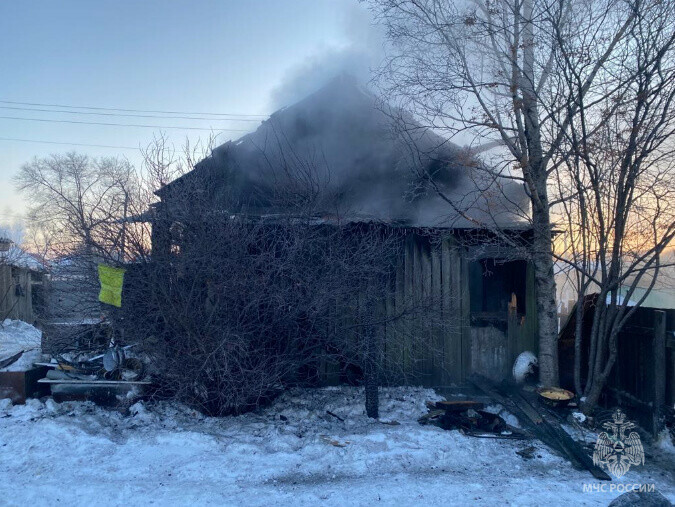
{"left": 382, "top": 234, "right": 465, "bottom": 386}
{"left": 350, "top": 232, "right": 537, "bottom": 388}
{"left": 605, "top": 307, "right": 674, "bottom": 435}
{"left": 0, "top": 265, "right": 43, "bottom": 324}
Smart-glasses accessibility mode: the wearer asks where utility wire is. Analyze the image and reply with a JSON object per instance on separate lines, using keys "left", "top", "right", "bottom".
{"left": 0, "top": 99, "right": 268, "bottom": 118}
{"left": 0, "top": 136, "right": 138, "bottom": 150}
{"left": 0, "top": 115, "right": 249, "bottom": 131}
{"left": 0, "top": 105, "right": 263, "bottom": 122}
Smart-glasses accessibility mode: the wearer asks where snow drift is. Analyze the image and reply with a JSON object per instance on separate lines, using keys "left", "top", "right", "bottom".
{"left": 0, "top": 319, "right": 42, "bottom": 372}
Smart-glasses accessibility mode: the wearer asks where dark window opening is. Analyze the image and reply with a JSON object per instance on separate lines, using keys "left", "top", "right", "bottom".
{"left": 469, "top": 259, "right": 527, "bottom": 317}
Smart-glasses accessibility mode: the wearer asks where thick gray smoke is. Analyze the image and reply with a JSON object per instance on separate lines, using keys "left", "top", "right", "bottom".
{"left": 176, "top": 4, "right": 529, "bottom": 228}
{"left": 269, "top": 3, "right": 383, "bottom": 109}
{"left": 196, "top": 75, "right": 528, "bottom": 228}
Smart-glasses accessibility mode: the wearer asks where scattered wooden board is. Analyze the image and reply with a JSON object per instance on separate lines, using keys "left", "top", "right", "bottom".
{"left": 418, "top": 409, "right": 446, "bottom": 424}
{"left": 469, "top": 375, "right": 611, "bottom": 481}
{"left": 0, "top": 351, "right": 23, "bottom": 370}
{"left": 515, "top": 390, "right": 611, "bottom": 481}
{"left": 435, "top": 400, "right": 485, "bottom": 412}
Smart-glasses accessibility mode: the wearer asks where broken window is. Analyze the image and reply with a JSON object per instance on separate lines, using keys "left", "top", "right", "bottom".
{"left": 469, "top": 259, "right": 527, "bottom": 316}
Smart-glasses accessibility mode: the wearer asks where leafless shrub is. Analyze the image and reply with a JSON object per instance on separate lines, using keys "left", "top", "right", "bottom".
{"left": 126, "top": 204, "right": 435, "bottom": 416}
{"left": 122, "top": 134, "right": 443, "bottom": 417}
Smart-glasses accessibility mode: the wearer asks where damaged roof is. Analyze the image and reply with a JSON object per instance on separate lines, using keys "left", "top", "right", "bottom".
{"left": 157, "top": 75, "right": 530, "bottom": 230}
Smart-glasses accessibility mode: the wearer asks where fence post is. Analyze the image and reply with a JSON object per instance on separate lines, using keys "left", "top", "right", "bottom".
{"left": 653, "top": 310, "right": 666, "bottom": 437}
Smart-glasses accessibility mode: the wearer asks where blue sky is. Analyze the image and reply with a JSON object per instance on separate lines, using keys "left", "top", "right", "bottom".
{"left": 0, "top": 0, "right": 371, "bottom": 223}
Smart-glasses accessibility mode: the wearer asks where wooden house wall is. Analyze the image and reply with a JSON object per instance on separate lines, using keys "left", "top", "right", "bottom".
{"left": 375, "top": 233, "right": 537, "bottom": 387}
{"left": 0, "top": 265, "right": 42, "bottom": 323}
{"left": 377, "top": 233, "right": 469, "bottom": 386}
{"left": 151, "top": 209, "right": 538, "bottom": 387}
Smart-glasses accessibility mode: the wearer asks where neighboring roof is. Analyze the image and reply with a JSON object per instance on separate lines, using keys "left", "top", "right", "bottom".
{"left": 618, "top": 286, "right": 675, "bottom": 310}
{"left": 157, "top": 75, "right": 530, "bottom": 230}
{"left": 0, "top": 245, "right": 46, "bottom": 271}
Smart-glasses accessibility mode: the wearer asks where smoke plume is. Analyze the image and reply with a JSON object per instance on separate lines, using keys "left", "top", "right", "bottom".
{"left": 269, "top": 3, "right": 384, "bottom": 109}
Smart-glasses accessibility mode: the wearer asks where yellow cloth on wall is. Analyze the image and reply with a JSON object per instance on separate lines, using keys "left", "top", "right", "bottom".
{"left": 98, "top": 264, "right": 126, "bottom": 308}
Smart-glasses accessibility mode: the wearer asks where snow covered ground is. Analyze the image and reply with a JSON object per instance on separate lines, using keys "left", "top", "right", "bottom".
{"left": 0, "top": 319, "right": 42, "bottom": 372}
{"left": 1, "top": 386, "right": 674, "bottom": 506}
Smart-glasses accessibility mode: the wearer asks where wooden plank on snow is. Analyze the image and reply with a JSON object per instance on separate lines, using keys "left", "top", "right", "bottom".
{"left": 469, "top": 375, "right": 611, "bottom": 481}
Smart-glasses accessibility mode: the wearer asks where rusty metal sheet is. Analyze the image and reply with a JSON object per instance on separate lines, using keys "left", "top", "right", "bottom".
{"left": 0, "top": 367, "right": 49, "bottom": 404}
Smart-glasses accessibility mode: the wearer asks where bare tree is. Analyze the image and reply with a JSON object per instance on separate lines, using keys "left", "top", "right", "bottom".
{"left": 12, "top": 138, "right": 213, "bottom": 349}
{"left": 551, "top": 0, "right": 675, "bottom": 411}
{"left": 128, "top": 211, "right": 408, "bottom": 416}
{"left": 139, "top": 132, "right": 214, "bottom": 193}
{"left": 15, "top": 152, "right": 138, "bottom": 262}
{"left": 14, "top": 153, "right": 141, "bottom": 345}
{"left": 368, "top": 0, "right": 674, "bottom": 387}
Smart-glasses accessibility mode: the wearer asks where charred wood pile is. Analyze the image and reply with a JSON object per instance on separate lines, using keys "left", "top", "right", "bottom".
{"left": 419, "top": 400, "right": 527, "bottom": 439}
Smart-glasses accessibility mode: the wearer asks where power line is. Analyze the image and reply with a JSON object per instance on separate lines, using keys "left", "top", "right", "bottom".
{"left": 0, "top": 136, "right": 138, "bottom": 150}
{"left": 0, "top": 99, "right": 268, "bottom": 118}
{"left": 0, "top": 115, "right": 249, "bottom": 131}
{"left": 0, "top": 105, "right": 263, "bottom": 122}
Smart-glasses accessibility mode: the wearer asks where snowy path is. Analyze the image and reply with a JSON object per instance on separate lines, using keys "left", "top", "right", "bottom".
{"left": 1, "top": 387, "right": 673, "bottom": 506}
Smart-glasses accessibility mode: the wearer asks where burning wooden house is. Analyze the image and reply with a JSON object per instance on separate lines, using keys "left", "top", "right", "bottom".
{"left": 149, "top": 76, "right": 538, "bottom": 386}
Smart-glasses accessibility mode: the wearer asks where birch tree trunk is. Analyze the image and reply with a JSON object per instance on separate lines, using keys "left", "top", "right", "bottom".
{"left": 520, "top": 0, "right": 558, "bottom": 385}
{"left": 532, "top": 206, "right": 559, "bottom": 386}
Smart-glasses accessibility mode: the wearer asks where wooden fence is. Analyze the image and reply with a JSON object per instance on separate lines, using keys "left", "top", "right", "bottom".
{"left": 560, "top": 301, "right": 674, "bottom": 435}
{"left": 604, "top": 307, "right": 674, "bottom": 435}
{"left": 0, "top": 264, "right": 45, "bottom": 324}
